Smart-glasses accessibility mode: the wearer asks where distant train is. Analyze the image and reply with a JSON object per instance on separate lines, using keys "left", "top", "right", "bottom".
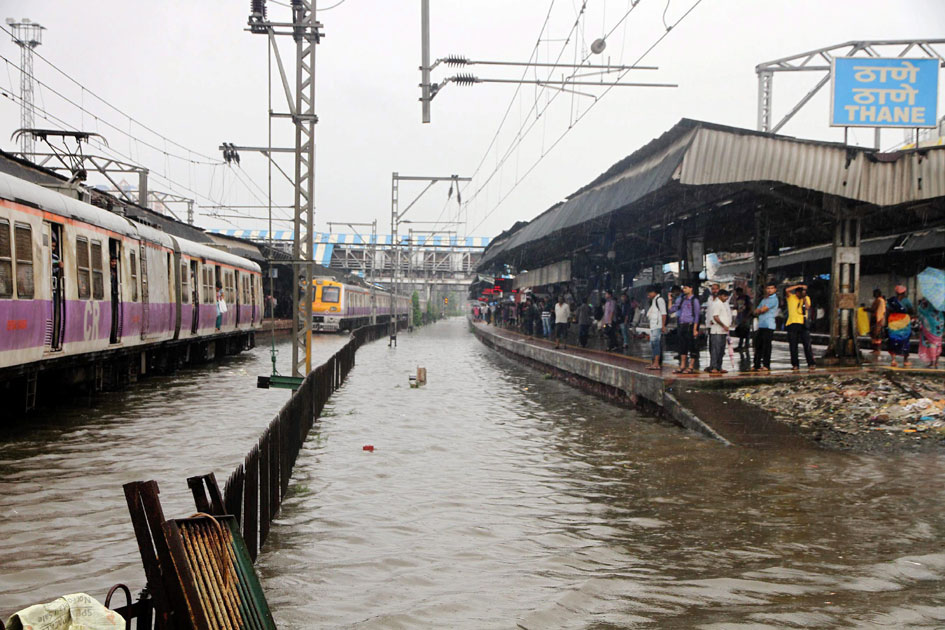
{"left": 0, "top": 170, "right": 263, "bottom": 385}
{"left": 311, "top": 277, "right": 418, "bottom": 332}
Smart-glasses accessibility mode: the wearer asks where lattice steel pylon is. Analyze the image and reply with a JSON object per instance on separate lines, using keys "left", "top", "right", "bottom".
{"left": 6, "top": 19, "right": 45, "bottom": 158}
{"left": 248, "top": 1, "right": 323, "bottom": 378}
{"left": 756, "top": 39, "right": 945, "bottom": 137}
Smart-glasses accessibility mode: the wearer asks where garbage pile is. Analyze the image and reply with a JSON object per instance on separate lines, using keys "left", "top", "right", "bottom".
{"left": 727, "top": 373, "right": 945, "bottom": 448}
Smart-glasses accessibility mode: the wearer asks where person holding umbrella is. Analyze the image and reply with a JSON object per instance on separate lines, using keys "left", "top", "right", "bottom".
{"left": 917, "top": 297, "right": 943, "bottom": 368}
{"left": 916, "top": 267, "right": 945, "bottom": 368}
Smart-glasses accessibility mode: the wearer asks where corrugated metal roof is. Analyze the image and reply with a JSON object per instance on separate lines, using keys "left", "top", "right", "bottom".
{"left": 480, "top": 118, "right": 945, "bottom": 269}
{"left": 716, "top": 227, "right": 945, "bottom": 276}
{"left": 678, "top": 126, "right": 944, "bottom": 206}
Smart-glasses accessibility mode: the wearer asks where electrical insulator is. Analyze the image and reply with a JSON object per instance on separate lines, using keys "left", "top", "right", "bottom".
{"left": 443, "top": 55, "right": 469, "bottom": 67}
{"left": 451, "top": 74, "right": 479, "bottom": 86}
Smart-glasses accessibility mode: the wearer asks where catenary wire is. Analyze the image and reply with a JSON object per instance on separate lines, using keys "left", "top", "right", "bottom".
{"left": 469, "top": 0, "right": 705, "bottom": 235}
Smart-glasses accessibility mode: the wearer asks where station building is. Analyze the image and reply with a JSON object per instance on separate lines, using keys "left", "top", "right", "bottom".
{"left": 475, "top": 118, "right": 945, "bottom": 354}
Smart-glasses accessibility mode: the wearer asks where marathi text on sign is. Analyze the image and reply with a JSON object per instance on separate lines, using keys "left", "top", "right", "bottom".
{"left": 830, "top": 57, "right": 939, "bottom": 128}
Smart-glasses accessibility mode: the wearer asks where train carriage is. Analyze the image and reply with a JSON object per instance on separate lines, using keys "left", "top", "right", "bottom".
{"left": 311, "top": 277, "right": 418, "bottom": 332}
{"left": 0, "top": 170, "right": 262, "bottom": 382}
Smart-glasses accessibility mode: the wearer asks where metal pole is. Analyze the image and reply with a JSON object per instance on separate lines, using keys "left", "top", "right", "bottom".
{"left": 390, "top": 172, "right": 399, "bottom": 341}
{"left": 268, "top": 33, "right": 275, "bottom": 319}
{"left": 138, "top": 170, "right": 148, "bottom": 208}
{"left": 421, "top": 0, "right": 431, "bottom": 124}
{"left": 288, "top": 0, "right": 318, "bottom": 377}
{"left": 756, "top": 71, "right": 772, "bottom": 132}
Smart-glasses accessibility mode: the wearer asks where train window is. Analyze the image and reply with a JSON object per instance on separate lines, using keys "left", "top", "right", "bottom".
{"left": 129, "top": 250, "right": 139, "bottom": 301}
{"left": 181, "top": 261, "right": 189, "bottom": 304}
{"left": 76, "top": 236, "right": 91, "bottom": 299}
{"left": 0, "top": 219, "right": 11, "bottom": 298}
{"left": 13, "top": 223, "right": 33, "bottom": 299}
{"left": 90, "top": 240, "right": 104, "bottom": 300}
{"left": 322, "top": 285, "right": 340, "bottom": 303}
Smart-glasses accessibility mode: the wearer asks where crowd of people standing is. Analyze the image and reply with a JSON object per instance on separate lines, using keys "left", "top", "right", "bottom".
{"left": 471, "top": 277, "right": 944, "bottom": 373}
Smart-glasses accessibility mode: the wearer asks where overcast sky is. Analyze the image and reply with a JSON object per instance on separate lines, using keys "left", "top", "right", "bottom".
{"left": 1, "top": 0, "right": 943, "bottom": 239}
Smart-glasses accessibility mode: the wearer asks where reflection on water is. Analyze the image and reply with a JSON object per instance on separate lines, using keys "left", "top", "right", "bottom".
{"left": 0, "top": 332, "right": 348, "bottom": 612}
{"left": 257, "top": 319, "right": 945, "bottom": 629}
{"left": 2, "top": 320, "right": 945, "bottom": 628}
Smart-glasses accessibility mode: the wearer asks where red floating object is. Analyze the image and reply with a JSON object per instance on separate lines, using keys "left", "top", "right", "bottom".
{"left": 362, "top": 445, "right": 374, "bottom": 452}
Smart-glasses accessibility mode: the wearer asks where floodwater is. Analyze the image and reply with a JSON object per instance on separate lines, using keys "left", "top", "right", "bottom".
{"left": 2, "top": 319, "right": 945, "bottom": 628}
{"left": 0, "top": 331, "right": 348, "bottom": 613}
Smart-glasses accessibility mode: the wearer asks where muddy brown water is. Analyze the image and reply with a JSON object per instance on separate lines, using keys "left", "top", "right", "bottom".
{"left": 3, "top": 319, "right": 945, "bottom": 628}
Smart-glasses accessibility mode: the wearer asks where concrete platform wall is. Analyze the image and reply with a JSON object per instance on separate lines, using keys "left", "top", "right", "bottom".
{"left": 471, "top": 322, "right": 727, "bottom": 443}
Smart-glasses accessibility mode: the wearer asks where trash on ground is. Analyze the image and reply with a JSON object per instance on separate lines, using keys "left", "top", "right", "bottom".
{"left": 726, "top": 374, "right": 945, "bottom": 448}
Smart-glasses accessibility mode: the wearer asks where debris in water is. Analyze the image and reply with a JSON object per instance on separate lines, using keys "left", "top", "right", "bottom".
{"left": 726, "top": 373, "right": 945, "bottom": 450}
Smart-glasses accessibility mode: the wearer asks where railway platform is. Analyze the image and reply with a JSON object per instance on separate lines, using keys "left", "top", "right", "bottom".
{"left": 470, "top": 320, "right": 940, "bottom": 448}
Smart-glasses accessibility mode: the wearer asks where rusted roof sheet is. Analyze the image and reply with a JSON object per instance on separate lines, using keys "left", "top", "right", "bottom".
{"left": 677, "top": 126, "right": 944, "bottom": 206}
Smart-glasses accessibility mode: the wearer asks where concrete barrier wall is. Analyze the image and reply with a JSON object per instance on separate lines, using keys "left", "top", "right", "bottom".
{"left": 472, "top": 322, "right": 729, "bottom": 444}
{"left": 471, "top": 323, "right": 664, "bottom": 404}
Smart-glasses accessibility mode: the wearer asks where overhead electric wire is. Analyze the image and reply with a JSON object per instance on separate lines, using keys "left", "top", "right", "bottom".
{"left": 0, "top": 52, "right": 223, "bottom": 168}
{"left": 458, "top": 0, "right": 628, "bottom": 226}
{"left": 0, "top": 22, "right": 223, "bottom": 165}
{"left": 462, "top": 0, "right": 650, "bottom": 221}
{"left": 469, "top": 0, "right": 705, "bottom": 235}
{"left": 0, "top": 51, "right": 295, "bottom": 227}
{"left": 0, "top": 86, "right": 274, "bottom": 226}
{"left": 426, "top": 0, "right": 559, "bottom": 237}
{"left": 459, "top": 0, "right": 656, "bottom": 229}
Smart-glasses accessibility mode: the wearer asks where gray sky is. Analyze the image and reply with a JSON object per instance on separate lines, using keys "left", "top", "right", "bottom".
{"left": 1, "top": 0, "right": 943, "bottom": 239}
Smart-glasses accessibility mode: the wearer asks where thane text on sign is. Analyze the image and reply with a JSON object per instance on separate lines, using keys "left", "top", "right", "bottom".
{"left": 831, "top": 58, "right": 939, "bottom": 128}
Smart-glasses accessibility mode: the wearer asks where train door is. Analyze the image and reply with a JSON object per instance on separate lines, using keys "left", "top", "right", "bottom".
{"left": 139, "top": 243, "right": 150, "bottom": 338}
{"left": 214, "top": 265, "right": 223, "bottom": 329}
{"left": 169, "top": 250, "right": 181, "bottom": 340}
{"left": 250, "top": 274, "right": 257, "bottom": 324}
{"left": 234, "top": 270, "right": 242, "bottom": 326}
{"left": 190, "top": 260, "right": 199, "bottom": 334}
{"left": 108, "top": 238, "right": 122, "bottom": 343}
{"left": 45, "top": 222, "right": 64, "bottom": 351}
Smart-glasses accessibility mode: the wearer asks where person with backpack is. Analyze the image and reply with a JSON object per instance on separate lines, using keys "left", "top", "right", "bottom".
{"left": 668, "top": 282, "right": 700, "bottom": 374}
{"left": 645, "top": 285, "right": 668, "bottom": 370}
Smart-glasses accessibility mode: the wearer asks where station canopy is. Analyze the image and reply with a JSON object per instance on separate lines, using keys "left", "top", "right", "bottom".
{"left": 478, "top": 118, "right": 945, "bottom": 274}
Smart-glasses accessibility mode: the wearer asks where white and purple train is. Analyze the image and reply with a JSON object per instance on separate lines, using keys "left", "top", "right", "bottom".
{"left": 0, "top": 170, "right": 263, "bottom": 405}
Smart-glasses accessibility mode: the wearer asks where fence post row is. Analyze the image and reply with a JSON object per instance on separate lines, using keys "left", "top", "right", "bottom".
{"left": 215, "top": 322, "right": 387, "bottom": 565}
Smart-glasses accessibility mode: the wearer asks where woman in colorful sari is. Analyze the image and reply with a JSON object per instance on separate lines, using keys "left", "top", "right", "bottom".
{"left": 886, "top": 285, "right": 914, "bottom": 368}
{"left": 917, "top": 298, "right": 943, "bottom": 368}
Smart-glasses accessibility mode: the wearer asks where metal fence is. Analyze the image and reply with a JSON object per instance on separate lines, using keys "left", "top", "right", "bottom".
{"left": 1, "top": 323, "right": 394, "bottom": 630}
{"left": 221, "top": 321, "right": 392, "bottom": 561}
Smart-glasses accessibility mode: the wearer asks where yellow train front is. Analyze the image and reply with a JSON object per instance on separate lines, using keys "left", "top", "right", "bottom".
{"left": 311, "top": 278, "right": 412, "bottom": 332}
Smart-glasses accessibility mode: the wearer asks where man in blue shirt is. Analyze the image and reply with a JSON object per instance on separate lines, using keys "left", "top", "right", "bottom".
{"left": 752, "top": 281, "right": 780, "bottom": 371}
{"left": 669, "top": 282, "right": 701, "bottom": 374}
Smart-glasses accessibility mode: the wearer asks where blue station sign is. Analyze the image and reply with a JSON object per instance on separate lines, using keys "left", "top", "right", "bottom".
{"left": 830, "top": 57, "right": 939, "bottom": 128}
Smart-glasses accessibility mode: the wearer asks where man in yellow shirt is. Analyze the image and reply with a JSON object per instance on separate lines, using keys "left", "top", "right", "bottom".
{"left": 785, "top": 284, "right": 816, "bottom": 370}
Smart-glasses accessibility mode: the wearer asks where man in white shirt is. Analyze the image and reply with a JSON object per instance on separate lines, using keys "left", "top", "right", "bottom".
{"left": 553, "top": 295, "right": 571, "bottom": 349}
{"left": 645, "top": 284, "right": 667, "bottom": 370}
{"left": 707, "top": 289, "right": 733, "bottom": 374}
